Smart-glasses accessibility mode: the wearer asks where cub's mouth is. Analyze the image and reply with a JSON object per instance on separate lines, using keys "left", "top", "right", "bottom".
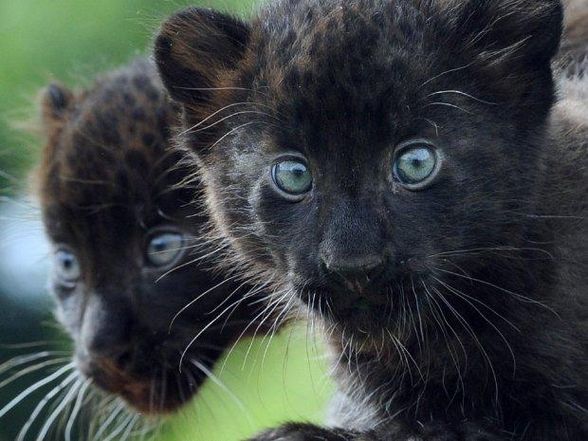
{"left": 298, "top": 282, "right": 399, "bottom": 335}
{"left": 76, "top": 348, "right": 221, "bottom": 415}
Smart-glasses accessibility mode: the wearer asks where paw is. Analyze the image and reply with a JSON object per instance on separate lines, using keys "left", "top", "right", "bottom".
{"left": 248, "top": 427, "right": 307, "bottom": 441}
{"left": 248, "top": 423, "right": 366, "bottom": 441}
{"left": 417, "top": 422, "right": 500, "bottom": 441}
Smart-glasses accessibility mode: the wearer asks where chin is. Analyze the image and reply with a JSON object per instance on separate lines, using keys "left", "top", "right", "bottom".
{"left": 120, "top": 374, "right": 203, "bottom": 415}
{"left": 76, "top": 355, "right": 206, "bottom": 415}
{"left": 300, "top": 285, "right": 399, "bottom": 338}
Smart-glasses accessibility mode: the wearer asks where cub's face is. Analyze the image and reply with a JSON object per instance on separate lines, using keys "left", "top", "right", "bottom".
{"left": 156, "top": 1, "right": 562, "bottom": 338}
{"left": 37, "top": 61, "right": 252, "bottom": 413}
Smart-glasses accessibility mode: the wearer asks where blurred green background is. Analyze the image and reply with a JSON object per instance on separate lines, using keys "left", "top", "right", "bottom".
{"left": 0, "top": 1, "right": 332, "bottom": 440}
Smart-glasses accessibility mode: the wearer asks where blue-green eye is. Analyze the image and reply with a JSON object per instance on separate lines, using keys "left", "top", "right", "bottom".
{"left": 146, "top": 232, "right": 185, "bottom": 267}
{"left": 271, "top": 159, "right": 312, "bottom": 198}
{"left": 393, "top": 143, "right": 439, "bottom": 188}
{"left": 54, "top": 249, "right": 81, "bottom": 285}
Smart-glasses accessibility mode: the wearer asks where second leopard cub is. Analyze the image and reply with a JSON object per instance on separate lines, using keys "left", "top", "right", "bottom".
{"left": 32, "top": 58, "right": 270, "bottom": 435}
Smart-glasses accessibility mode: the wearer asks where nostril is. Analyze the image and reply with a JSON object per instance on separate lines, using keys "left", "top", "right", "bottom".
{"left": 322, "top": 255, "right": 386, "bottom": 282}
{"left": 114, "top": 350, "right": 132, "bottom": 369}
{"left": 87, "top": 340, "right": 127, "bottom": 356}
{"left": 86, "top": 345, "right": 132, "bottom": 374}
{"left": 83, "top": 327, "right": 132, "bottom": 367}
{"left": 341, "top": 260, "right": 381, "bottom": 275}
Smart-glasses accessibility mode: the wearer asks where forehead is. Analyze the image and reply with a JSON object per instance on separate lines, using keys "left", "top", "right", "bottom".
{"left": 42, "top": 74, "right": 194, "bottom": 236}
{"left": 250, "top": 0, "right": 441, "bottom": 153}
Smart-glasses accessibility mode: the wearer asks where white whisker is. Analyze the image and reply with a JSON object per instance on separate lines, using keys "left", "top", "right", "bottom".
{"left": 186, "top": 110, "right": 273, "bottom": 135}
{"left": 35, "top": 376, "right": 83, "bottom": 441}
{"left": 0, "top": 351, "right": 65, "bottom": 377}
{"left": 190, "top": 359, "right": 248, "bottom": 416}
{"left": 0, "top": 357, "right": 70, "bottom": 390}
{"left": 179, "top": 101, "right": 255, "bottom": 135}
{"left": 102, "top": 412, "right": 134, "bottom": 441}
{"left": 168, "top": 272, "right": 242, "bottom": 332}
{"left": 425, "top": 101, "right": 473, "bottom": 115}
{"left": 15, "top": 371, "right": 78, "bottom": 441}
{"left": 427, "top": 90, "right": 496, "bottom": 105}
{"left": 0, "top": 362, "right": 74, "bottom": 419}
{"left": 92, "top": 400, "right": 126, "bottom": 441}
{"left": 65, "top": 378, "right": 92, "bottom": 441}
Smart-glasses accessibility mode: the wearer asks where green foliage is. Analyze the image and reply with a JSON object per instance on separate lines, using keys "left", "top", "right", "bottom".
{"left": 161, "top": 329, "right": 332, "bottom": 441}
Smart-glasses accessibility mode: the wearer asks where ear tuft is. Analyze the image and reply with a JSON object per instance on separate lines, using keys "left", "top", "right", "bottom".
{"left": 154, "top": 7, "right": 251, "bottom": 107}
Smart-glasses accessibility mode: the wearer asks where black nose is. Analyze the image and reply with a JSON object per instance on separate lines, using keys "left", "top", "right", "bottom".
{"left": 81, "top": 296, "right": 133, "bottom": 367}
{"left": 86, "top": 334, "right": 132, "bottom": 368}
{"left": 322, "top": 254, "right": 387, "bottom": 290}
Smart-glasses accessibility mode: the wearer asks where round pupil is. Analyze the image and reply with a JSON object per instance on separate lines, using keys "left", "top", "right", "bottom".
{"left": 61, "top": 256, "right": 73, "bottom": 270}
{"left": 273, "top": 160, "right": 312, "bottom": 195}
{"left": 151, "top": 239, "right": 167, "bottom": 253}
{"left": 147, "top": 233, "right": 183, "bottom": 266}
{"left": 55, "top": 250, "right": 80, "bottom": 281}
{"left": 395, "top": 147, "right": 436, "bottom": 185}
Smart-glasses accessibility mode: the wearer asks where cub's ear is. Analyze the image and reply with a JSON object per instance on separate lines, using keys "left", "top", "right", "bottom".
{"left": 445, "top": 0, "right": 563, "bottom": 69}
{"left": 436, "top": 0, "right": 563, "bottom": 122}
{"left": 154, "top": 7, "right": 251, "bottom": 108}
{"left": 39, "top": 83, "right": 74, "bottom": 139}
{"left": 41, "top": 83, "right": 74, "bottom": 127}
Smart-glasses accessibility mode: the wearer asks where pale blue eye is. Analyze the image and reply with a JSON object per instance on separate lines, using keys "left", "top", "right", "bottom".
{"left": 146, "top": 232, "right": 184, "bottom": 267}
{"left": 54, "top": 249, "right": 81, "bottom": 283}
{"left": 393, "top": 145, "right": 438, "bottom": 187}
{"left": 271, "top": 159, "right": 312, "bottom": 196}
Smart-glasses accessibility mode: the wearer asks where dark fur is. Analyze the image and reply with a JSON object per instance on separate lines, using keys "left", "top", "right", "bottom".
{"left": 155, "top": 1, "right": 587, "bottom": 440}
{"left": 35, "top": 58, "right": 275, "bottom": 417}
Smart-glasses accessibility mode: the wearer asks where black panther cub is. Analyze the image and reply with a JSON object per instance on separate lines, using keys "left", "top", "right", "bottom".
{"left": 155, "top": 0, "right": 587, "bottom": 440}
{"left": 30, "top": 58, "right": 273, "bottom": 436}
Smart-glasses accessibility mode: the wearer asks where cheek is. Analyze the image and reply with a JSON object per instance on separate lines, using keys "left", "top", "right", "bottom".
{"left": 383, "top": 185, "right": 472, "bottom": 259}
{"left": 141, "top": 270, "right": 220, "bottom": 324}
{"left": 254, "top": 184, "right": 319, "bottom": 265}
{"left": 256, "top": 184, "right": 302, "bottom": 229}
{"left": 406, "top": 177, "right": 514, "bottom": 254}
{"left": 53, "top": 290, "right": 84, "bottom": 336}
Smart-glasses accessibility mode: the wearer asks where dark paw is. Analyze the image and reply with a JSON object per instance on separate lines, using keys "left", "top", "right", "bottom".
{"left": 418, "top": 422, "right": 500, "bottom": 441}
{"left": 248, "top": 423, "right": 365, "bottom": 441}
